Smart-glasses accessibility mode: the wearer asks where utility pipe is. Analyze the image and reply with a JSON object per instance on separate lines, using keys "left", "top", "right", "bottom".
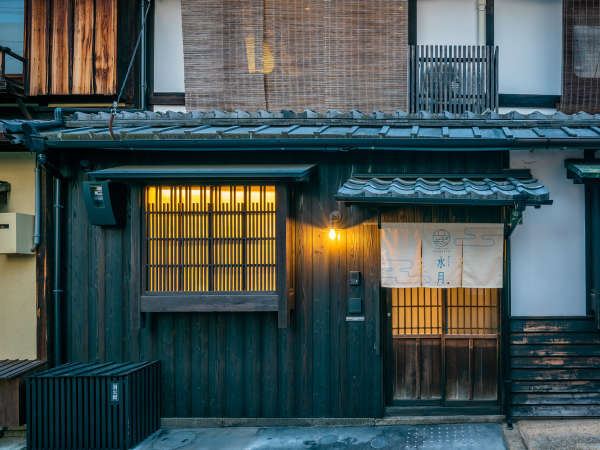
{"left": 140, "top": 0, "right": 148, "bottom": 110}
{"left": 53, "top": 178, "right": 63, "bottom": 366}
{"left": 30, "top": 159, "right": 41, "bottom": 252}
{"left": 477, "top": 0, "right": 486, "bottom": 45}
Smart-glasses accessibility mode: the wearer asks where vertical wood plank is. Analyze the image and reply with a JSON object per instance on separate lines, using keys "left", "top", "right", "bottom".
{"left": 174, "top": 314, "right": 192, "bottom": 416}
{"left": 50, "top": 0, "right": 70, "bottom": 94}
{"left": 70, "top": 178, "right": 89, "bottom": 361}
{"left": 312, "top": 164, "right": 332, "bottom": 416}
{"left": 88, "top": 225, "right": 105, "bottom": 361}
{"left": 243, "top": 313, "right": 261, "bottom": 417}
{"left": 363, "top": 222, "right": 382, "bottom": 416}
{"left": 28, "top": 0, "right": 48, "bottom": 95}
{"left": 72, "top": 0, "right": 94, "bottom": 94}
{"left": 190, "top": 314, "right": 209, "bottom": 416}
{"left": 294, "top": 181, "right": 313, "bottom": 416}
{"left": 94, "top": 0, "right": 117, "bottom": 94}
{"left": 261, "top": 314, "right": 278, "bottom": 417}
{"left": 104, "top": 227, "right": 123, "bottom": 361}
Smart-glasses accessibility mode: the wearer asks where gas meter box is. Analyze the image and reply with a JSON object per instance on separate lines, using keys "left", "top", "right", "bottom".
{"left": 83, "top": 181, "right": 126, "bottom": 227}
{"left": 0, "top": 213, "right": 34, "bottom": 254}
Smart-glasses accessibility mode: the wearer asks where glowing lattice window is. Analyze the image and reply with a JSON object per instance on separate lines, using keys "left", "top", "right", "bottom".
{"left": 144, "top": 185, "right": 276, "bottom": 293}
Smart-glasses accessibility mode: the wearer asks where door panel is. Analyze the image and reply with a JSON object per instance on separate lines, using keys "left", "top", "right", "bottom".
{"left": 386, "top": 287, "right": 500, "bottom": 406}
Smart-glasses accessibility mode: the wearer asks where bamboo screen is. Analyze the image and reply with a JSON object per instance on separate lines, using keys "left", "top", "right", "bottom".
{"left": 391, "top": 288, "right": 498, "bottom": 336}
{"left": 180, "top": 0, "right": 409, "bottom": 112}
{"left": 561, "top": 0, "right": 600, "bottom": 113}
{"left": 145, "top": 185, "right": 276, "bottom": 293}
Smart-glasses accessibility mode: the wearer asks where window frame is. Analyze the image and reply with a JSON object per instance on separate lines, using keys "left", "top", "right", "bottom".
{"left": 138, "top": 182, "right": 295, "bottom": 327}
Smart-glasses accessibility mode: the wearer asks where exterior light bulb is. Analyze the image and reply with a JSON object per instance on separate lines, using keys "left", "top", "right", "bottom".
{"left": 329, "top": 228, "right": 337, "bottom": 240}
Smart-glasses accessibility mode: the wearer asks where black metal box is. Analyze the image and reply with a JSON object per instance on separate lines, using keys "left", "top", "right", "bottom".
{"left": 27, "top": 361, "right": 160, "bottom": 450}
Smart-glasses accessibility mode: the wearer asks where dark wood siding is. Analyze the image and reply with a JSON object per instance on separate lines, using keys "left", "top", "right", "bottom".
{"left": 510, "top": 317, "right": 600, "bottom": 417}
{"left": 61, "top": 150, "right": 506, "bottom": 417}
{"left": 26, "top": 0, "right": 117, "bottom": 96}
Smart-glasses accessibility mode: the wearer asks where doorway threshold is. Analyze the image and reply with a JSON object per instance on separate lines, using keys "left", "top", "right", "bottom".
{"left": 383, "top": 406, "right": 504, "bottom": 424}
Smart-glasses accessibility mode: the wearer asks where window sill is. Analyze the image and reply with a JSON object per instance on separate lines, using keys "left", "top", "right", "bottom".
{"left": 140, "top": 293, "right": 279, "bottom": 312}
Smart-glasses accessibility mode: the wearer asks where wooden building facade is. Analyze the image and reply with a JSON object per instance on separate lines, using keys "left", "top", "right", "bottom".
{"left": 2, "top": 0, "right": 600, "bottom": 427}
{"left": 4, "top": 108, "right": 599, "bottom": 420}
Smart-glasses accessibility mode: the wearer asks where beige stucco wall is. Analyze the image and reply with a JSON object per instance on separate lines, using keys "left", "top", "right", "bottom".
{"left": 0, "top": 152, "right": 37, "bottom": 359}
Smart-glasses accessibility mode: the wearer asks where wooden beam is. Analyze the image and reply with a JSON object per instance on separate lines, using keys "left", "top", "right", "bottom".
{"left": 140, "top": 294, "right": 280, "bottom": 312}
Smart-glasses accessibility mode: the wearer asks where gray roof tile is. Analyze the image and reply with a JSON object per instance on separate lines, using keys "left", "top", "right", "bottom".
{"left": 335, "top": 176, "right": 550, "bottom": 205}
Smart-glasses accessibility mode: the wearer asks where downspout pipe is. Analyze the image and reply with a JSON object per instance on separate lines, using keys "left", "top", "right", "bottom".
{"left": 53, "top": 177, "right": 63, "bottom": 366}
{"left": 140, "top": 0, "right": 148, "bottom": 110}
{"left": 31, "top": 159, "right": 41, "bottom": 252}
{"left": 477, "top": 0, "right": 486, "bottom": 46}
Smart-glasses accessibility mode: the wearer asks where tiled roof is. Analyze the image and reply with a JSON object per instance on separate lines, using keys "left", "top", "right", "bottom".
{"left": 335, "top": 176, "right": 551, "bottom": 206}
{"left": 4, "top": 109, "right": 600, "bottom": 151}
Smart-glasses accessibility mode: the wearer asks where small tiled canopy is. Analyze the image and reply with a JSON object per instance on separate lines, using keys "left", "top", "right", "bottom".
{"left": 335, "top": 176, "right": 551, "bottom": 206}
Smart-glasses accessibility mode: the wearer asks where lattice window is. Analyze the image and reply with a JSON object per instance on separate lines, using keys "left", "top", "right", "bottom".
{"left": 391, "top": 288, "right": 443, "bottom": 335}
{"left": 446, "top": 288, "right": 498, "bottom": 335}
{"left": 144, "top": 185, "right": 276, "bottom": 293}
{"left": 391, "top": 288, "right": 499, "bottom": 336}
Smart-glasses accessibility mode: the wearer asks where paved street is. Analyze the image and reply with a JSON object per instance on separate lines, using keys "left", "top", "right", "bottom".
{"left": 132, "top": 423, "right": 506, "bottom": 450}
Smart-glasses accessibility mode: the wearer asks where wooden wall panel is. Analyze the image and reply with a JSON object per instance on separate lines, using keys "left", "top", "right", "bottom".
{"left": 26, "top": 0, "right": 117, "bottom": 96}
{"left": 94, "top": 0, "right": 117, "bottom": 94}
{"left": 62, "top": 150, "right": 508, "bottom": 418}
{"left": 28, "top": 0, "right": 48, "bottom": 96}
{"left": 50, "top": 0, "right": 70, "bottom": 94}
{"left": 72, "top": 0, "right": 94, "bottom": 94}
{"left": 510, "top": 317, "right": 600, "bottom": 417}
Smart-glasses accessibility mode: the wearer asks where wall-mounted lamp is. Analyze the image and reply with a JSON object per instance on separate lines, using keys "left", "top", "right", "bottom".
{"left": 329, "top": 210, "right": 341, "bottom": 240}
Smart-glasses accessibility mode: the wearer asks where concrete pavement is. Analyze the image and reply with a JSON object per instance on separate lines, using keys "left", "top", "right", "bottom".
{"left": 132, "top": 423, "right": 507, "bottom": 450}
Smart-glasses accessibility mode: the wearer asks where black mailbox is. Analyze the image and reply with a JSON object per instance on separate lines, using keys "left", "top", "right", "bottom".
{"left": 82, "top": 181, "right": 126, "bottom": 226}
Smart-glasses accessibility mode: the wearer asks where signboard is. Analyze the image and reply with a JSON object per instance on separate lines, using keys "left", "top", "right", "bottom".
{"left": 381, "top": 223, "right": 503, "bottom": 288}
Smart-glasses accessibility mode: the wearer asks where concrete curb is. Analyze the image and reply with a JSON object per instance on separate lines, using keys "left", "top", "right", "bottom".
{"left": 161, "top": 415, "right": 506, "bottom": 428}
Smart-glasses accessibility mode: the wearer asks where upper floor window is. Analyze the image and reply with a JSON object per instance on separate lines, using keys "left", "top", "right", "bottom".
{"left": 144, "top": 185, "right": 277, "bottom": 293}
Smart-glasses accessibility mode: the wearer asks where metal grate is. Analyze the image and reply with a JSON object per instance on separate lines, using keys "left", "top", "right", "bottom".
{"left": 409, "top": 45, "right": 499, "bottom": 114}
{"left": 392, "top": 288, "right": 499, "bottom": 336}
{"left": 144, "top": 185, "right": 276, "bottom": 293}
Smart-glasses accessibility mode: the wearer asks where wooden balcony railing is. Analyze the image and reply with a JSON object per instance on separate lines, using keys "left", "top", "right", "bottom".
{"left": 409, "top": 45, "right": 499, "bottom": 114}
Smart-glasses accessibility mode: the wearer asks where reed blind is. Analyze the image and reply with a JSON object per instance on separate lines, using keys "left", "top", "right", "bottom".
{"left": 561, "top": 0, "right": 600, "bottom": 113}
{"left": 181, "top": 0, "right": 408, "bottom": 112}
{"left": 144, "top": 185, "right": 277, "bottom": 293}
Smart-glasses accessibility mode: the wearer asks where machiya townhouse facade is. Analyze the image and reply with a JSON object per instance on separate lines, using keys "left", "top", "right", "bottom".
{"left": 1, "top": 0, "right": 600, "bottom": 430}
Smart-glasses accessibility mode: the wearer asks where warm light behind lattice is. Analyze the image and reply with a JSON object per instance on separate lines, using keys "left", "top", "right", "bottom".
{"left": 145, "top": 185, "right": 276, "bottom": 293}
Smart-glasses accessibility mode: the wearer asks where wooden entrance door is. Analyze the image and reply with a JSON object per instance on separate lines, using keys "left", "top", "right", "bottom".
{"left": 384, "top": 287, "right": 500, "bottom": 409}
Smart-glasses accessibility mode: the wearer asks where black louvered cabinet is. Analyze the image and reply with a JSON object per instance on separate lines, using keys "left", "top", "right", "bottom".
{"left": 27, "top": 361, "right": 160, "bottom": 450}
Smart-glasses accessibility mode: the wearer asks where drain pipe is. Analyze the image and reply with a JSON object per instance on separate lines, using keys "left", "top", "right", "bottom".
{"left": 477, "top": 0, "right": 486, "bottom": 45}
{"left": 139, "top": 0, "right": 148, "bottom": 110}
{"left": 53, "top": 177, "right": 63, "bottom": 366}
{"left": 30, "top": 158, "right": 41, "bottom": 252}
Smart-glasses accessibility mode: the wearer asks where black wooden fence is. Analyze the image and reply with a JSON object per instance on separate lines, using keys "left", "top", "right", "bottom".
{"left": 409, "top": 45, "right": 499, "bottom": 114}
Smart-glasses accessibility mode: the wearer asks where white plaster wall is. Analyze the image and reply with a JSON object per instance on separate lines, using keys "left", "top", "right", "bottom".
{"left": 417, "top": 0, "right": 478, "bottom": 45}
{"left": 153, "top": 105, "right": 187, "bottom": 112}
{"left": 510, "top": 149, "right": 586, "bottom": 317}
{"left": 154, "top": 0, "right": 185, "bottom": 93}
{"left": 495, "top": 0, "right": 562, "bottom": 95}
